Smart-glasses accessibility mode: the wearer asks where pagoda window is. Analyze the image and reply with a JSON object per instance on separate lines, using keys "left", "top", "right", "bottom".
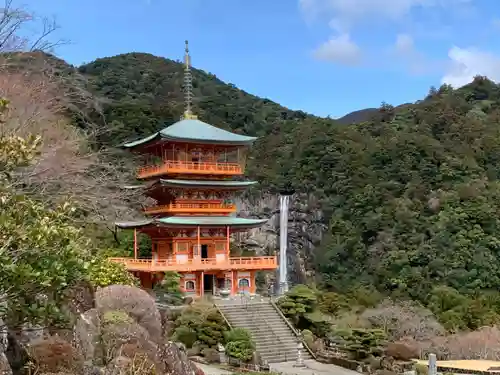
{"left": 238, "top": 278, "right": 250, "bottom": 288}
{"left": 185, "top": 280, "right": 195, "bottom": 291}
{"left": 177, "top": 243, "right": 188, "bottom": 253}
{"left": 193, "top": 245, "right": 200, "bottom": 257}
{"left": 191, "top": 148, "right": 202, "bottom": 162}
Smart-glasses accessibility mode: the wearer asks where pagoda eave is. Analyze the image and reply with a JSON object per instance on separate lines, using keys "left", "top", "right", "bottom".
{"left": 145, "top": 178, "right": 257, "bottom": 192}
{"left": 115, "top": 216, "right": 267, "bottom": 231}
{"left": 122, "top": 118, "right": 257, "bottom": 150}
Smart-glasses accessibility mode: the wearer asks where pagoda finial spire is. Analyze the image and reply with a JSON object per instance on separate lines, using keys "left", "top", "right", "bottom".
{"left": 182, "top": 40, "right": 197, "bottom": 120}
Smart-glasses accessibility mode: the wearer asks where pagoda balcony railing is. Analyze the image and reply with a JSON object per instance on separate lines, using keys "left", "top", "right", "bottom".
{"left": 137, "top": 160, "right": 243, "bottom": 179}
{"left": 144, "top": 203, "right": 237, "bottom": 215}
{"left": 109, "top": 256, "right": 277, "bottom": 272}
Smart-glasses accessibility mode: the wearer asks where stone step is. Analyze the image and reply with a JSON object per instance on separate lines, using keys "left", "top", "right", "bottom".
{"left": 256, "top": 338, "right": 298, "bottom": 345}
{"left": 255, "top": 337, "right": 298, "bottom": 344}
{"left": 237, "top": 325, "right": 292, "bottom": 333}
{"left": 250, "top": 332, "right": 295, "bottom": 340}
{"left": 261, "top": 352, "right": 313, "bottom": 360}
{"left": 225, "top": 316, "right": 287, "bottom": 323}
{"left": 241, "top": 330, "right": 295, "bottom": 338}
{"left": 227, "top": 321, "right": 290, "bottom": 329}
{"left": 241, "top": 330, "right": 294, "bottom": 339}
{"left": 224, "top": 314, "right": 286, "bottom": 324}
{"left": 218, "top": 303, "right": 316, "bottom": 365}
{"left": 221, "top": 309, "right": 280, "bottom": 315}
{"left": 257, "top": 344, "right": 299, "bottom": 352}
{"left": 226, "top": 316, "right": 286, "bottom": 322}
{"left": 218, "top": 302, "right": 271, "bottom": 307}
{"left": 261, "top": 353, "right": 313, "bottom": 362}
{"left": 261, "top": 354, "right": 303, "bottom": 363}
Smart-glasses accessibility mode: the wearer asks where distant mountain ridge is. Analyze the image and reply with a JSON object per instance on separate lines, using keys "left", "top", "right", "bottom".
{"left": 336, "top": 108, "right": 378, "bottom": 124}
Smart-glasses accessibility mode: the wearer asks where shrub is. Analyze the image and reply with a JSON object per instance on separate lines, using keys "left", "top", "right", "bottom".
{"left": 278, "top": 284, "right": 317, "bottom": 323}
{"left": 317, "top": 291, "right": 350, "bottom": 315}
{"left": 347, "top": 285, "right": 382, "bottom": 308}
{"left": 329, "top": 328, "right": 387, "bottom": 360}
{"left": 224, "top": 328, "right": 255, "bottom": 362}
{"left": 201, "top": 347, "right": 220, "bottom": 363}
{"left": 88, "top": 257, "right": 139, "bottom": 288}
{"left": 425, "top": 286, "right": 500, "bottom": 331}
{"left": 153, "top": 271, "right": 184, "bottom": 306}
{"left": 385, "top": 342, "right": 419, "bottom": 361}
{"left": 332, "top": 310, "right": 371, "bottom": 329}
{"left": 174, "top": 325, "right": 198, "bottom": 348}
{"left": 173, "top": 303, "right": 228, "bottom": 349}
{"left": 28, "top": 336, "right": 83, "bottom": 373}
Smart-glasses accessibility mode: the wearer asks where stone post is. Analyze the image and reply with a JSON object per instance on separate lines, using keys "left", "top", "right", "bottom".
{"left": 217, "top": 343, "right": 227, "bottom": 365}
{"left": 294, "top": 342, "right": 305, "bottom": 367}
{"left": 428, "top": 353, "right": 437, "bottom": 375}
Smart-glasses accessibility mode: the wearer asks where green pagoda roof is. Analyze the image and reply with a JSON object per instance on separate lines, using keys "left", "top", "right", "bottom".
{"left": 156, "top": 179, "right": 257, "bottom": 189}
{"left": 123, "top": 118, "right": 257, "bottom": 148}
{"left": 115, "top": 216, "right": 267, "bottom": 229}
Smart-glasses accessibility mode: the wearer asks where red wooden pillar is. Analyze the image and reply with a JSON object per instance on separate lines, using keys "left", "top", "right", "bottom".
{"left": 200, "top": 271, "right": 204, "bottom": 297}
{"left": 197, "top": 226, "right": 201, "bottom": 258}
{"left": 231, "top": 270, "right": 237, "bottom": 295}
{"left": 226, "top": 225, "right": 230, "bottom": 258}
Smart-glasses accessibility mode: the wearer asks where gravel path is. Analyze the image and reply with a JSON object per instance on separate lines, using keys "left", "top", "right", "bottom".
{"left": 193, "top": 362, "right": 233, "bottom": 375}
{"left": 270, "top": 359, "right": 360, "bottom": 375}
{"left": 193, "top": 360, "right": 360, "bottom": 375}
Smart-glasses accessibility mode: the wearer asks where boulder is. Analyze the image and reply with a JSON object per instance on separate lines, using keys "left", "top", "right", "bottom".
{"left": 105, "top": 356, "right": 131, "bottom": 375}
{"left": 0, "top": 353, "right": 11, "bottom": 375}
{"left": 73, "top": 308, "right": 101, "bottom": 363}
{"left": 95, "top": 285, "right": 162, "bottom": 342}
{"left": 100, "top": 311, "right": 156, "bottom": 361}
{"left": 158, "top": 342, "right": 198, "bottom": 375}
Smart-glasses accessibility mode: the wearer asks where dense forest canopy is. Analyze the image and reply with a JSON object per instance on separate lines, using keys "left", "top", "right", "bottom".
{"left": 21, "top": 52, "right": 500, "bottom": 309}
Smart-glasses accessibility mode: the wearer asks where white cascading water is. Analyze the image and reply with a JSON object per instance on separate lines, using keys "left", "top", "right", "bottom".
{"left": 278, "top": 194, "right": 290, "bottom": 295}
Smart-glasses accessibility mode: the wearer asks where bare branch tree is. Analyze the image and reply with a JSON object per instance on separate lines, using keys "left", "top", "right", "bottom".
{"left": 0, "top": 57, "right": 145, "bottom": 238}
{"left": 0, "top": 0, "right": 67, "bottom": 54}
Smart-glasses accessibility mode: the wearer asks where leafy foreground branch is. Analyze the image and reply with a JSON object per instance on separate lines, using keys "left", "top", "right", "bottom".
{"left": 0, "top": 98, "right": 136, "bottom": 329}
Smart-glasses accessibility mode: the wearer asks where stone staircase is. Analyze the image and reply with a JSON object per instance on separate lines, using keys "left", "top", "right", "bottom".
{"left": 216, "top": 299, "right": 314, "bottom": 364}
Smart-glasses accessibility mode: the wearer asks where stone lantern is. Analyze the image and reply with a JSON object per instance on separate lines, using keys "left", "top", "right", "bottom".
{"left": 294, "top": 342, "right": 305, "bottom": 367}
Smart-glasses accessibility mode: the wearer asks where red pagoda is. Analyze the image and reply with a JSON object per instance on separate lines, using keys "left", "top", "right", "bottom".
{"left": 109, "top": 41, "right": 277, "bottom": 297}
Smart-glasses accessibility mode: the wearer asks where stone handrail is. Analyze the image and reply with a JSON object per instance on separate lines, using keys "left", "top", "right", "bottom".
{"left": 270, "top": 298, "right": 317, "bottom": 360}
{"left": 213, "top": 303, "right": 232, "bottom": 330}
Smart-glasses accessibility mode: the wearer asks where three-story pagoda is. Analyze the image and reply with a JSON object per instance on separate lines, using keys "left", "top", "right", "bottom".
{"left": 110, "top": 41, "right": 277, "bottom": 296}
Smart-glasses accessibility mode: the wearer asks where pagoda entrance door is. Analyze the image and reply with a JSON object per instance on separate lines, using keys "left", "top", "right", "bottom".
{"left": 203, "top": 273, "right": 213, "bottom": 294}
{"left": 201, "top": 244, "right": 208, "bottom": 259}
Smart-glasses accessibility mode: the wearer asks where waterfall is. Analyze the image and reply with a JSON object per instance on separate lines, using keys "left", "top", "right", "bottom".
{"left": 278, "top": 194, "right": 290, "bottom": 295}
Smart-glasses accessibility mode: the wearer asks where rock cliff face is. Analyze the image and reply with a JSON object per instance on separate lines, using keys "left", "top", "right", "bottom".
{"left": 234, "top": 193, "right": 328, "bottom": 285}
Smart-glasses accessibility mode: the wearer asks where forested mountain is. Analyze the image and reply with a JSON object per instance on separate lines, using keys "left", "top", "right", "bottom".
{"left": 17, "top": 51, "right": 500, "bottom": 326}
{"left": 78, "top": 54, "right": 500, "bottom": 296}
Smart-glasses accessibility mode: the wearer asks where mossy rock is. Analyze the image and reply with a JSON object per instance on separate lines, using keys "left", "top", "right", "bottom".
{"left": 102, "top": 310, "right": 134, "bottom": 325}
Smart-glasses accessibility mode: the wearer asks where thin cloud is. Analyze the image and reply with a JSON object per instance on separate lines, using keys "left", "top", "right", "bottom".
{"left": 313, "top": 33, "right": 362, "bottom": 65}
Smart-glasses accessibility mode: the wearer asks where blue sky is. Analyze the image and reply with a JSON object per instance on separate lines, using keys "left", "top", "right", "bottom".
{"left": 20, "top": 0, "right": 500, "bottom": 118}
